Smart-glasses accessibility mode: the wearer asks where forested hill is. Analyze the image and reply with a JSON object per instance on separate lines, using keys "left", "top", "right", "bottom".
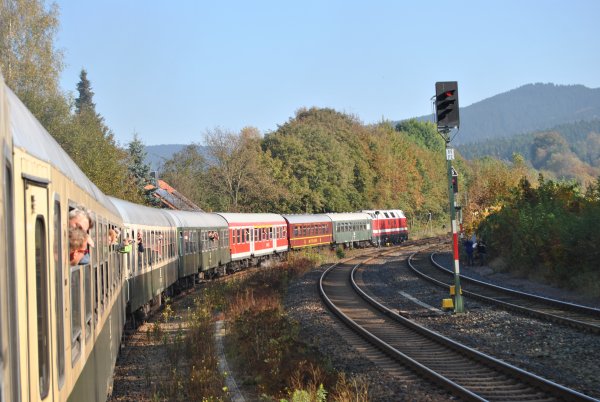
{"left": 458, "top": 119, "right": 600, "bottom": 161}
{"left": 412, "top": 83, "right": 600, "bottom": 145}
{"left": 458, "top": 119, "right": 600, "bottom": 186}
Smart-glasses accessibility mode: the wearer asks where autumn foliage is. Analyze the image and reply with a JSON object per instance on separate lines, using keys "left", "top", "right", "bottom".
{"left": 478, "top": 175, "right": 600, "bottom": 296}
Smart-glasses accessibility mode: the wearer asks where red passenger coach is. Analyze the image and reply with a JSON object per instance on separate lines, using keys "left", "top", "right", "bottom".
{"left": 217, "top": 213, "right": 288, "bottom": 266}
{"left": 362, "top": 209, "right": 408, "bottom": 244}
{"left": 282, "top": 214, "right": 333, "bottom": 249}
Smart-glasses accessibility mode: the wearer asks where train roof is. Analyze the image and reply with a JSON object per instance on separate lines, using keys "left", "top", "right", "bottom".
{"left": 108, "top": 197, "right": 175, "bottom": 227}
{"left": 281, "top": 214, "right": 332, "bottom": 224}
{"left": 216, "top": 213, "right": 286, "bottom": 225}
{"left": 362, "top": 209, "right": 406, "bottom": 219}
{"left": 163, "top": 210, "right": 228, "bottom": 228}
{"left": 325, "top": 212, "right": 372, "bottom": 222}
{"left": 6, "top": 84, "right": 119, "bottom": 216}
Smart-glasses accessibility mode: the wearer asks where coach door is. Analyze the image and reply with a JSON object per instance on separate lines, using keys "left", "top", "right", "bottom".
{"left": 24, "top": 180, "right": 52, "bottom": 401}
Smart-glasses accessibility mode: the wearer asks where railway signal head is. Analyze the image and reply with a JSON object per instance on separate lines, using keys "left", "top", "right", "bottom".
{"left": 435, "top": 81, "right": 460, "bottom": 130}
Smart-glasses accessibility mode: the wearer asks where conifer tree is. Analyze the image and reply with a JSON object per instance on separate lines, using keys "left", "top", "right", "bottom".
{"left": 126, "top": 133, "right": 155, "bottom": 205}
{"left": 75, "top": 69, "right": 95, "bottom": 114}
{"left": 67, "top": 69, "right": 131, "bottom": 199}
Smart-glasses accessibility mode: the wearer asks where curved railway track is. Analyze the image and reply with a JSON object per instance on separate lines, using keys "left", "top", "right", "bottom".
{"left": 319, "top": 247, "right": 597, "bottom": 401}
{"left": 408, "top": 252, "right": 600, "bottom": 333}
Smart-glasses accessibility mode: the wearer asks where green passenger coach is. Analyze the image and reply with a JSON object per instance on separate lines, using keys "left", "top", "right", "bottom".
{"left": 165, "top": 210, "right": 231, "bottom": 278}
{"left": 325, "top": 212, "right": 373, "bottom": 248}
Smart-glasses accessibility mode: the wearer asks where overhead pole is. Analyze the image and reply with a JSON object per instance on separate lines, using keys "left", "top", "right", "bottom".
{"left": 435, "top": 81, "right": 464, "bottom": 313}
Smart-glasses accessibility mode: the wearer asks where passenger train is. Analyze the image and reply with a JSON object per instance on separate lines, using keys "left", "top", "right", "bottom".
{"left": 0, "top": 72, "right": 407, "bottom": 402}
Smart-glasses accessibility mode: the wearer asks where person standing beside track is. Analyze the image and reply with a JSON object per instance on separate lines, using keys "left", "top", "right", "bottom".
{"left": 464, "top": 236, "right": 474, "bottom": 266}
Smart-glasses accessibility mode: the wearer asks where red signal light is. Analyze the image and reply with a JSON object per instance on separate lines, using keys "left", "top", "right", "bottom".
{"left": 435, "top": 81, "right": 460, "bottom": 129}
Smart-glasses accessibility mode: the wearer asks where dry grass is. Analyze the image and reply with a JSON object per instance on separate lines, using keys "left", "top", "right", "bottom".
{"left": 221, "top": 254, "right": 371, "bottom": 401}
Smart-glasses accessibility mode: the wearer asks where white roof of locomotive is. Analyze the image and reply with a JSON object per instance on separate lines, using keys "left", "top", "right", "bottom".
{"left": 362, "top": 209, "right": 406, "bottom": 219}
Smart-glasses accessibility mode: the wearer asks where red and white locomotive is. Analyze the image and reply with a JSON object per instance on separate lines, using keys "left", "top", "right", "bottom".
{"left": 362, "top": 209, "right": 408, "bottom": 246}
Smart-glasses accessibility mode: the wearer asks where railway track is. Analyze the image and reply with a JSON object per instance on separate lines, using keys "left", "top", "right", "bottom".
{"left": 319, "top": 248, "right": 597, "bottom": 401}
{"left": 408, "top": 252, "right": 600, "bottom": 333}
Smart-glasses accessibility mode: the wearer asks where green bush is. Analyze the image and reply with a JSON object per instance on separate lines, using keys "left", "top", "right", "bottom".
{"left": 478, "top": 176, "right": 600, "bottom": 296}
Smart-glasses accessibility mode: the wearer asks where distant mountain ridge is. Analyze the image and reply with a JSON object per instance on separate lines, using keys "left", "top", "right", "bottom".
{"left": 144, "top": 144, "right": 213, "bottom": 172}
{"left": 412, "top": 83, "right": 600, "bottom": 145}
{"left": 144, "top": 144, "right": 187, "bottom": 171}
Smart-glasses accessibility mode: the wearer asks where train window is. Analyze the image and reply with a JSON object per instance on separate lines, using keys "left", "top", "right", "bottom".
{"left": 104, "top": 261, "right": 109, "bottom": 303}
{"left": 269, "top": 227, "right": 273, "bottom": 240}
{"left": 101, "top": 222, "right": 107, "bottom": 262}
{"left": 158, "top": 230, "right": 162, "bottom": 259}
{"left": 53, "top": 200, "right": 65, "bottom": 386}
{"left": 34, "top": 217, "right": 50, "bottom": 398}
{"left": 101, "top": 262, "right": 106, "bottom": 308}
{"left": 146, "top": 231, "right": 151, "bottom": 265}
{"left": 94, "top": 266, "right": 99, "bottom": 323}
{"left": 90, "top": 212, "right": 97, "bottom": 259}
{"left": 390, "top": 212, "right": 396, "bottom": 218}
{"left": 293, "top": 226, "right": 298, "bottom": 237}
{"left": 70, "top": 266, "right": 81, "bottom": 364}
{"left": 166, "top": 231, "right": 170, "bottom": 258}
{"left": 84, "top": 266, "right": 92, "bottom": 340}
{"left": 383, "top": 212, "right": 389, "bottom": 218}
{"left": 237, "top": 230, "right": 241, "bottom": 244}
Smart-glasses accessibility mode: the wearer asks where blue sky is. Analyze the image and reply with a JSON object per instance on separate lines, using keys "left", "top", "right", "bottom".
{"left": 55, "top": 0, "right": 600, "bottom": 146}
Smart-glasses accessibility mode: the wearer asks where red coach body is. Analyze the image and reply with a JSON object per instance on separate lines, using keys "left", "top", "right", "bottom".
{"left": 282, "top": 214, "right": 333, "bottom": 249}
{"left": 217, "top": 213, "right": 288, "bottom": 262}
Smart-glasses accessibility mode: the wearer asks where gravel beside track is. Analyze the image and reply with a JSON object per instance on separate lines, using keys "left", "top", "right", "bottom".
{"left": 362, "top": 250, "right": 600, "bottom": 399}
{"left": 284, "top": 250, "right": 455, "bottom": 401}
{"left": 285, "top": 245, "right": 600, "bottom": 401}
